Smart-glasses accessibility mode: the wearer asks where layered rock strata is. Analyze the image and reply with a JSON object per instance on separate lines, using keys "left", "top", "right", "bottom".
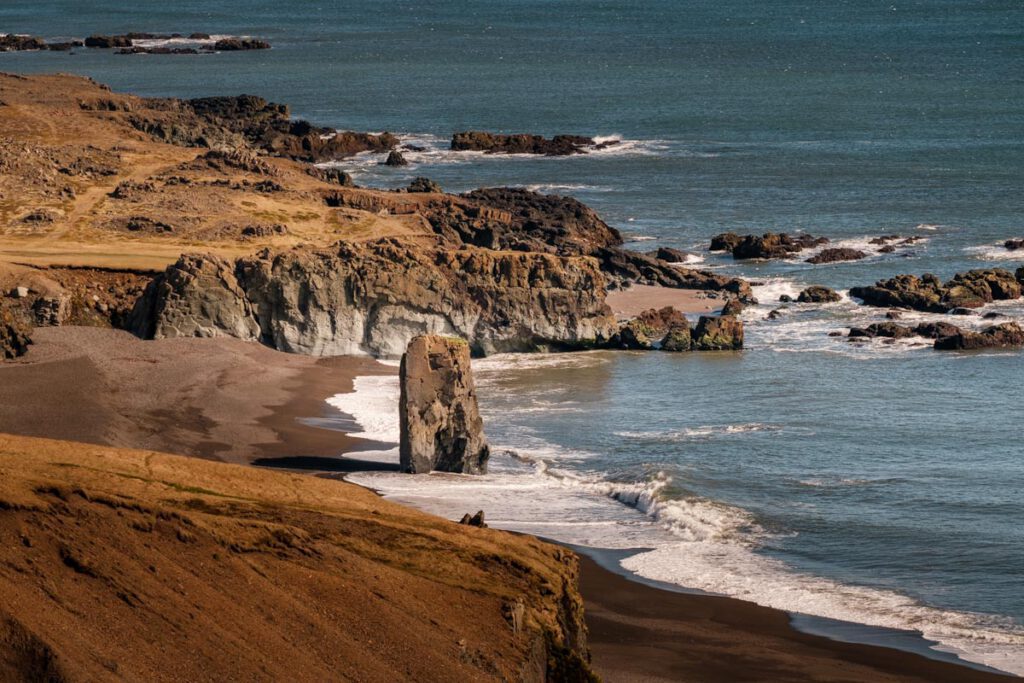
{"left": 131, "top": 239, "right": 618, "bottom": 357}
{"left": 399, "top": 335, "right": 489, "bottom": 474}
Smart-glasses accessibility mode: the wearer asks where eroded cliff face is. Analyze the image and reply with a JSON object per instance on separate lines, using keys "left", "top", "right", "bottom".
{"left": 132, "top": 239, "right": 618, "bottom": 358}
{"left": 399, "top": 335, "right": 489, "bottom": 474}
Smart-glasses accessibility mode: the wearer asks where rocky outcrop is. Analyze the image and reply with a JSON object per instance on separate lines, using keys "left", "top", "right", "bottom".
{"left": 934, "top": 322, "right": 1024, "bottom": 351}
{"left": 1, "top": 34, "right": 48, "bottom": 51}
{"left": 128, "top": 254, "right": 261, "bottom": 341}
{"left": 451, "top": 132, "right": 614, "bottom": 156}
{"left": 131, "top": 240, "right": 618, "bottom": 358}
{"left": 797, "top": 286, "right": 841, "bottom": 303}
{"left": 850, "top": 269, "right": 1023, "bottom": 313}
{"left": 692, "top": 315, "right": 744, "bottom": 350}
{"left": 407, "top": 177, "right": 441, "bottom": 193}
{"left": 1, "top": 301, "right": 32, "bottom": 359}
{"left": 715, "top": 232, "right": 829, "bottom": 260}
{"left": 128, "top": 95, "right": 396, "bottom": 162}
{"left": 84, "top": 35, "right": 133, "bottom": 48}
{"left": 1005, "top": 239, "right": 1024, "bottom": 251}
{"left": 383, "top": 150, "right": 408, "bottom": 166}
{"left": 399, "top": 335, "right": 489, "bottom": 474}
{"left": 213, "top": 38, "right": 271, "bottom": 51}
{"left": 805, "top": 248, "right": 867, "bottom": 265}
{"left": 645, "top": 247, "right": 692, "bottom": 263}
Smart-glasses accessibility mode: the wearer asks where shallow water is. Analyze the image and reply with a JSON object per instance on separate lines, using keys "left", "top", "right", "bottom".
{"left": 3, "top": 0, "right": 1023, "bottom": 673}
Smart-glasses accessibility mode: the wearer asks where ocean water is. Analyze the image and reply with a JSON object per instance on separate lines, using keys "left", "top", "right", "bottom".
{"left": 3, "top": 0, "right": 1023, "bottom": 674}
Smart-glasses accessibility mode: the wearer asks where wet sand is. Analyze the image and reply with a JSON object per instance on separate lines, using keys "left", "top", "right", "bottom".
{"left": 578, "top": 553, "right": 1015, "bottom": 682}
{"left": 606, "top": 284, "right": 724, "bottom": 317}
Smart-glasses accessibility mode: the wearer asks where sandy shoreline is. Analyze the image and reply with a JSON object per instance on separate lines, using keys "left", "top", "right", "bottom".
{"left": 1, "top": 328, "right": 1016, "bottom": 680}
{"left": 606, "top": 283, "right": 725, "bottom": 317}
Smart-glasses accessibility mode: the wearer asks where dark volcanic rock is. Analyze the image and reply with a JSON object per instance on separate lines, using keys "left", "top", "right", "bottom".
{"left": 852, "top": 268, "right": 1022, "bottom": 313}
{"left": 709, "top": 232, "right": 742, "bottom": 252}
{"left": 914, "top": 322, "right": 962, "bottom": 339}
{"left": 399, "top": 335, "right": 489, "bottom": 474}
{"left": 731, "top": 233, "right": 829, "bottom": 260}
{"left": 407, "top": 177, "right": 442, "bottom": 193}
{"left": 850, "top": 274, "right": 945, "bottom": 312}
{"left": 692, "top": 315, "right": 743, "bottom": 350}
{"left": 1005, "top": 239, "right": 1024, "bottom": 251}
{"left": 84, "top": 35, "right": 134, "bottom": 48}
{"left": 848, "top": 322, "right": 916, "bottom": 339}
{"left": 383, "top": 150, "right": 408, "bottom": 166}
{"left": 647, "top": 247, "right": 691, "bottom": 263}
{"left": 805, "top": 248, "right": 867, "bottom": 265}
{"left": 797, "top": 286, "right": 841, "bottom": 304}
{"left": 459, "top": 511, "right": 487, "bottom": 527}
{"left": 0, "top": 34, "right": 48, "bottom": 51}
{"left": 451, "top": 131, "right": 597, "bottom": 156}
{"left": 934, "top": 323, "right": 1024, "bottom": 351}
{"left": 213, "top": 38, "right": 271, "bottom": 51}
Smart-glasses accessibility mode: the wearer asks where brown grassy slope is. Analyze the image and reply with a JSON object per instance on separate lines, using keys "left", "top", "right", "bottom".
{"left": 0, "top": 72, "right": 442, "bottom": 270}
{"left": 0, "top": 433, "right": 590, "bottom": 682}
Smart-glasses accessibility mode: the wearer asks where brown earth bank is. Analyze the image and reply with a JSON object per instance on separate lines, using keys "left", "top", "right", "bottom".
{"left": 0, "top": 432, "right": 593, "bottom": 682}
{"left": 578, "top": 554, "right": 1015, "bottom": 683}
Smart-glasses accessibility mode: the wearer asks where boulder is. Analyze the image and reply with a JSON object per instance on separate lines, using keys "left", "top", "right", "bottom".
{"left": 721, "top": 298, "right": 745, "bottom": 316}
{"left": 913, "top": 322, "right": 962, "bottom": 339}
{"left": 692, "top": 315, "right": 743, "bottom": 350}
{"left": 459, "top": 511, "right": 487, "bottom": 527}
{"left": 408, "top": 177, "right": 442, "bottom": 193}
{"left": 731, "top": 233, "right": 828, "bottom": 260}
{"left": 612, "top": 319, "right": 654, "bottom": 350}
{"left": 847, "top": 322, "right": 915, "bottom": 339}
{"left": 1, "top": 302, "right": 32, "bottom": 360}
{"left": 849, "top": 274, "right": 945, "bottom": 312}
{"left": 934, "top": 323, "right": 1024, "bottom": 351}
{"left": 942, "top": 269, "right": 1021, "bottom": 308}
{"left": 399, "top": 335, "right": 489, "bottom": 474}
{"left": 1003, "top": 239, "right": 1023, "bottom": 251}
{"left": 648, "top": 247, "right": 691, "bottom": 263}
{"left": 451, "top": 131, "right": 597, "bottom": 156}
{"left": 709, "top": 232, "right": 742, "bottom": 252}
{"left": 805, "top": 248, "right": 867, "bottom": 265}
{"left": 660, "top": 322, "right": 693, "bottom": 352}
{"left": 383, "top": 150, "right": 408, "bottom": 166}
{"left": 84, "top": 35, "right": 134, "bottom": 48}
{"left": 797, "top": 286, "right": 841, "bottom": 304}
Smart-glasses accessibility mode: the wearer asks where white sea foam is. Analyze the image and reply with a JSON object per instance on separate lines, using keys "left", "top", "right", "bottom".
{"left": 615, "top": 423, "right": 779, "bottom": 441}
{"left": 965, "top": 242, "right": 1024, "bottom": 262}
{"left": 326, "top": 375, "right": 400, "bottom": 443}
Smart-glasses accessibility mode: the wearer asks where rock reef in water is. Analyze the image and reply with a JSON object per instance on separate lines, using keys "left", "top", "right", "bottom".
{"left": 797, "top": 286, "right": 841, "bottom": 303}
{"left": 850, "top": 268, "right": 1023, "bottom": 313}
{"left": 451, "top": 131, "right": 617, "bottom": 156}
{"left": 399, "top": 335, "right": 489, "bottom": 474}
{"left": 610, "top": 307, "right": 743, "bottom": 351}
{"left": 710, "top": 232, "right": 829, "bottom": 260}
{"left": 933, "top": 322, "right": 1024, "bottom": 351}
{"left": 130, "top": 239, "right": 618, "bottom": 358}
{"left": 805, "top": 248, "right": 867, "bottom": 264}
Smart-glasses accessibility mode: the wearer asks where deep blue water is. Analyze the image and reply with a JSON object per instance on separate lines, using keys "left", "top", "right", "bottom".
{"left": 3, "top": 0, "right": 1023, "bottom": 673}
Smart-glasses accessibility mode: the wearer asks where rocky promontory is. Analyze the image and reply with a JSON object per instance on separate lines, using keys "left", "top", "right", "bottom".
{"left": 130, "top": 239, "right": 618, "bottom": 357}
{"left": 399, "top": 335, "right": 489, "bottom": 474}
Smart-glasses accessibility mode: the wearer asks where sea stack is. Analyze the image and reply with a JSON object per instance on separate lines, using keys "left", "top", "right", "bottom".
{"left": 399, "top": 335, "right": 489, "bottom": 474}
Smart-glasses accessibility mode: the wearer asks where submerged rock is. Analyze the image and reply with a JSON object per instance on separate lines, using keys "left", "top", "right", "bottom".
{"left": 450, "top": 131, "right": 598, "bottom": 156}
{"left": 730, "top": 233, "right": 829, "bottom": 260}
{"left": 399, "top": 335, "right": 489, "bottom": 474}
{"left": 934, "top": 322, "right": 1024, "bottom": 351}
{"left": 805, "top": 248, "right": 867, "bottom": 265}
